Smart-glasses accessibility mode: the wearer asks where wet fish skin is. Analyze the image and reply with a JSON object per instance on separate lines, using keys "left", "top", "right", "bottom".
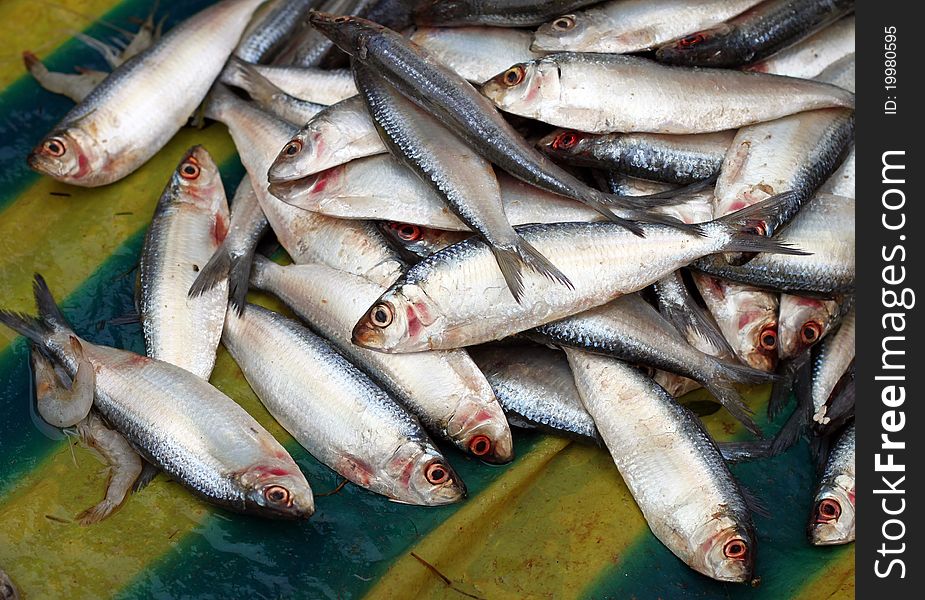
{"left": 250, "top": 257, "right": 513, "bottom": 463}
{"left": 27, "top": 0, "right": 266, "bottom": 187}
{"left": 809, "top": 423, "right": 855, "bottom": 545}
{"left": 411, "top": 26, "right": 545, "bottom": 83}
{"left": 32, "top": 339, "right": 94, "bottom": 428}
{"left": 354, "top": 61, "right": 571, "bottom": 302}
{"left": 469, "top": 344, "right": 599, "bottom": 443}
{"left": 267, "top": 95, "right": 385, "bottom": 184}
{"left": 565, "top": 349, "right": 756, "bottom": 582}
{"left": 189, "top": 178, "right": 269, "bottom": 315}
{"left": 139, "top": 146, "right": 229, "bottom": 380}
{"left": 222, "top": 59, "right": 326, "bottom": 126}
{"left": 539, "top": 129, "right": 733, "bottom": 185}
{"left": 413, "top": 0, "right": 602, "bottom": 27}
{"left": 820, "top": 146, "right": 854, "bottom": 198}
{"left": 223, "top": 302, "right": 466, "bottom": 505}
{"left": 0, "top": 275, "right": 314, "bottom": 519}
{"left": 655, "top": 0, "right": 855, "bottom": 68}
{"left": 205, "top": 85, "right": 404, "bottom": 288}
{"left": 532, "top": 0, "right": 763, "bottom": 54}
{"left": 352, "top": 196, "right": 801, "bottom": 353}
{"left": 235, "top": 0, "right": 319, "bottom": 64}
{"left": 778, "top": 294, "right": 842, "bottom": 360}
{"left": 812, "top": 306, "right": 855, "bottom": 426}
{"left": 481, "top": 52, "right": 854, "bottom": 135}
{"left": 746, "top": 15, "right": 855, "bottom": 79}
{"left": 75, "top": 411, "right": 144, "bottom": 525}
{"left": 379, "top": 222, "right": 471, "bottom": 261}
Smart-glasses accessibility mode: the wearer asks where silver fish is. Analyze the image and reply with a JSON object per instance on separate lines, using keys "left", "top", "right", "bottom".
{"left": 205, "top": 85, "right": 404, "bottom": 287}
{"left": 411, "top": 26, "right": 546, "bottom": 83}
{"left": 532, "top": 0, "right": 763, "bottom": 54}
{"left": 225, "top": 62, "right": 357, "bottom": 105}
{"left": 75, "top": 411, "right": 144, "bottom": 525}
{"left": 565, "top": 349, "right": 756, "bottom": 582}
{"left": 746, "top": 15, "right": 855, "bottom": 79}
{"left": 267, "top": 95, "right": 385, "bottom": 184}
{"left": 528, "top": 294, "right": 768, "bottom": 434}
{"left": 352, "top": 197, "right": 800, "bottom": 353}
{"left": 250, "top": 257, "right": 513, "bottom": 463}
{"left": 355, "top": 62, "right": 571, "bottom": 301}
{"left": 778, "top": 294, "right": 842, "bottom": 360}
{"left": 221, "top": 59, "right": 326, "bottom": 126}
{"left": 481, "top": 53, "right": 854, "bottom": 135}
{"left": 222, "top": 303, "right": 465, "bottom": 505}
{"left": 379, "top": 222, "right": 472, "bottom": 261}
{"left": 28, "top": 0, "right": 266, "bottom": 186}
{"left": 413, "top": 0, "right": 604, "bottom": 27}
{"left": 189, "top": 178, "right": 269, "bottom": 315}
{"left": 139, "top": 146, "right": 229, "bottom": 379}
{"left": 235, "top": 0, "right": 318, "bottom": 64}
{"left": 812, "top": 306, "right": 855, "bottom": 426}
{"left": 468, "top": 344, "right": 599, "bottom": 443}
{"left": 0, "top": 275, "right": 314, "bottom": 519}
{"left": 32, "top": 339, "right": 94, "bottom": 428}
{"left": 809, "top": 423, "right": 855, "bottom": 545}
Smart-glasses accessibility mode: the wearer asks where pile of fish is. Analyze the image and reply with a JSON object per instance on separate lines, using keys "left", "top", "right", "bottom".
{"left": 2, "top": 0, "right": 855, "bottom": 588}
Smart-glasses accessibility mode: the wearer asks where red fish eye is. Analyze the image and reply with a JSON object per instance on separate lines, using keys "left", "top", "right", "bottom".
{"left": 369, "top": 303, "right": 393, "bottom": 327}
{"left": 758, "top": 324, "right": 777, "bottom": 351}
{"left": 263, "top": 485, "right": 291, "bottom": 505}
{"left": 723, "top": 539, "right": 748, "bottom": 560}
{"left": 334, "top": 16, "right": 351, "bottom": 24}
{"left": 816, "top": 498, "right": 841, "bottom": 522}
{"left": 43, "top": 138, "right": 66, "bottom": 157}
{"left": 503, "top": 66, "right": 525, "bottom": 87}
{"left": 679, "top": 33, "right": 706, "bottom": 47}
{"left": 468, "top": 435, "right": 492, "bottom": 456}
{"left": 552, "top": 131, "right": 580, "bottom": 150}
{"left": 800, "top": 321, "right": 822, "bottom": 344}
{"left": 395, "top": 224, "right": 422, "bottom": 241}
{"left": 425, "top": 462, "right": 450, "bottom": 485}
{"left": 180, "top": 160, "right": 200, "bottom": 180}
{"left": 284, "top": 140, "right": 302, "bottom": 156}
{"left": 552, "top": 15, "right": 575, "bottom": 31}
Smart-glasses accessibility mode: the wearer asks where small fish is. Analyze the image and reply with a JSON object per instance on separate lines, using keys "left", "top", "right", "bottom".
{"left": 655, "top": 0, "right": 855, "bottom": 68}
{"left": 565, "top": 349, "right": 756, "bottom": 583}
{"left": 532, "top": 0, "right": 763, "bottom": 54}
{"left": 808, "top": 423, "right": 855, "bottom": 545}
{"left": 189, "top": 178, "right": 269, "bottom": 315}
{"left": 538, "top": 129, "right": 734, "bottom": 185}
{"left": 352, "top": 196, "right": 801, "bottom": 353}
{"left": 355, "top": 61, "right": 571, "bottom": 302}
{"left": 812, "top": 306, "right": 855, "bottom": 426}
{"left": 139, "top": 146, "right": 229, "bottom": 379}
{"left": 778, "top": 294, "right": 843, "bottom": 360}
{"left": 469, "top": 344, "right": 599, "bottom": 443}
{"left": 746, "top": 15, "right": 855, "bottom": 78}
{"left": 223, "top": 303, "right": 466, "bottom": 505}
{"left": 411, "top": 26, "right": 546, "bottom": 83}
{"left": 75, "top": 411, "right": 144, "bottom": 525}
{"left": 32, "top": 339, "right": 94, "bottom": 428}
{"left": 28, "top": 0, "right": 267, "bottom": 186}
{"left": 1, "top": 275, "right": 314, "bottom": 519}
{"left": 413, "top": 0, "right": 603, "bottom": 27}
{"left": 481, "top": 53, "right": 854, "bottom": 135}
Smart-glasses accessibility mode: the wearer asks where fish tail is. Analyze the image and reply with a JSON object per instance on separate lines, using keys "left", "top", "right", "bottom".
{"left": 580, "top": 196, "right": 646, "bottom": 236}
{"left": 715, "top": 191, "right": 804, "bottom": 247}
{"left": 632, "top": 210, "right": 706, "bottom": 236}
{"left": 221, "top": 57, "right": 279, "bottom": 105}
{"left": 77, "top": 499, "right": 117, "bottom": 526}
{"left": 490, "top": 245, "right": 526, "bottom": 303}
{"left": 515, "top": 238, "right": 574, "bottom": 289}
{"left": 1, "top": 275, "right": 73, "bottom": 366}
{"left": 703, "top": 379, "right": 763, "bottom": 438}
{"left": 712, "top": 359, "right": 776, "bottom": 386}
{"left": 228, "top": 253, "right": 257, "bottom": 317}
{"left": 0, "top": 309, "right": 48, "bottom": 346}
{"left": 658, "top": 280, "right": 732, "bottom": 355}
{"left": 189, "top": 244, "right": 231, "bottom": 300}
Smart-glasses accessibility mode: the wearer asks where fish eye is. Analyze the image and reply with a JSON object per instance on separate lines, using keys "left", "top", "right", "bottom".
{"left": 723, "top": 538, "right": 748, "bottom": 560}
{"left": 392, "top": 223, "right": 422, "bottom": 241}
{"left": 334, "top": 16, "right": 351, "bottom": 23}
{"left": 816, "top": 498, "right": 841, "bottom": 522}
{"left": 503, "top": 65, "right": 525, "bottom": 87}
{"left": 425, "top": 461, "right": 450, "bottom": 485}
{"left": 284, "top": 140, "right": 302, "bottom": 156}
{"left": 369, "top": 303, "right": 393, "bottom": 328}
{"left": 263, "top": 485, "right": 291, "bottom": 505}
{"left": 551, "top": 15, "right": 575, "bottom": 31}
{"left": 678, "top": 33, "right": 706, "bottom": 48}
{"left": 800, "top": 321, "right": 822, "bottom": 344}
{"left": 758, "top": 325, "right": 777, "bottom": 351}
{"left": 43, "top": 137, "right": 66, "bottom": 157}
{"left": 179, "top": 160, "right": 200, "bottom": 180}
{"left": 552, "top": 131, "right": 580, "bottom": 150}
{"left": 468, "top": 435, "right": 492, "bottom": 456}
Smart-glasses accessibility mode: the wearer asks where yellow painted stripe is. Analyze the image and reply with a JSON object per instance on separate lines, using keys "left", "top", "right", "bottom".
{"left": 0, "top": 0, "right": 125, "bottom": 89}
{"left": 0, "top": 123, "right": 236, "bottom": 352}
{"left": 792, "top": 547, "right": 855, "bottom": 600}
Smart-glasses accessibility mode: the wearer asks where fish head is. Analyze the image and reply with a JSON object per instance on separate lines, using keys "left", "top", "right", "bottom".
{"left": 533, "top": 14, "right": 592, "bottom": 51}
{"left": 352, "top": 284, "right": 438, "bottom": 352}
{"left": 446, "top": 393, "right": 514, "bottom": 464}
{"left": 238, "top": 462, "right": 315, "bottom": 519}
{"left": 268, "top": 127, "right": 321, "bottom": 183}
{"left": 536, "top": 129, "right": 597, "bottom": 165}
{"left": 308, "top": 12, "right": 385, "bottom": 59}
{"left": 690, "top": 513, "right": 756, "bottom": 583}
{"left": 778, "top": 295, "right": 839, "bottom": 359}
{"left": 481, "top": 58, "right": 558, "bottom": 116}
{"left": 727, "top": 289, "right": 779, "bottom": 372}
{"left": 27, "top": 126, "right": 105, "bottom": 185}
{"left": 169, "top": 146, "right": 225, "bottom": 209}
{"left": 384, "top": 441, "right": 466, "bottom": 506}
{"left": 268, "top": 159, "right": 348, "bottom": 210}
{"left": 654, "top": 24, "right": 737, "bottom": 66}
{"left": 808, "top": 479, "right": 856, "bottom": 545}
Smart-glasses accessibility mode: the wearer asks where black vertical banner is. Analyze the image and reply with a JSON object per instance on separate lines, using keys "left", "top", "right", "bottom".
{"left": 856, "top": 1, "right": 922, "bottom": 596}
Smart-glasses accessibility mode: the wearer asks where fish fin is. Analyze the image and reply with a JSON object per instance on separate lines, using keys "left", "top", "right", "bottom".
{"left": 33, "top": 274, "right": 73, "bottom": 331}
{"left": 601, "top": 173, "right": 720, "bottom": 205}
{"left": 491, "top": 239, "right": 574, "bottom": 303}
{"left": 769, "top": 387, "right": 813, "bottom": 456}
{"left": 659, "top": 282, "right": 734, "bottom": 355}
{"left": 76, "top": 499, "right": 117, "bottom": 526}
{"left": 738, "top": 484, "right": 771, "bottom": 519}
{"left": 490, "top": 245, "right": 525, "bottom": 303}
{"left": 132, "top": 460, "right": 160, "bottom": 493}
{"left": 578, "top": 197, "right": 645, "bottom": 236}
{"left": 703, "top": 379, "right": 763, "bottom": 438}
{"left": 0, "top": 310, "right": 48, "bottom": 345}
{"left": 228, "top": 254, "right": 257, "bottom": 317}
{"left": 717, "top": 439, "right": 773, "bottom": 463}
{"left": 768, "top": 353, "right": 810, "bottom": 418}
{"left": 632, "top": 211, "right": 706, "bottom": 236}
{"left": 516, "top": 238, "right": 574, "bottom": 289}
{"left": 189, "top": 244, "right": 231, "bottom": 299}
{"left": 712, "top": 359, "right": 776, "bottom": 386}
{"left": 221, "top": 58, "right": 277, "bottom": 103}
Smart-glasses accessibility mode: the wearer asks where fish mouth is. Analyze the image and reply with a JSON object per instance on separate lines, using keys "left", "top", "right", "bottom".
{"left": 351, "top": 319, "right": 386, "bottom": 350}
